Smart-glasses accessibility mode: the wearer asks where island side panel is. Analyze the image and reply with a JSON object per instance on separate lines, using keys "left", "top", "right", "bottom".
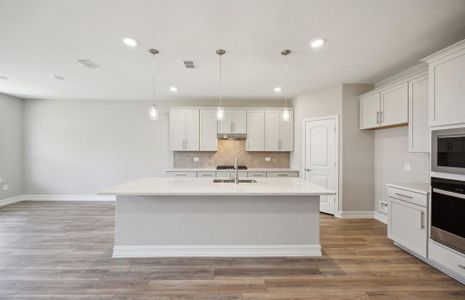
{"left": 113, "top": 195, "right": 320, "bottom": 257}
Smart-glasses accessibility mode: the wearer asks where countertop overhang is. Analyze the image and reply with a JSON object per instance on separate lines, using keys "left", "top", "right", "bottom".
{"left": 100, "top": 177, "right": 335, "bottom": 196}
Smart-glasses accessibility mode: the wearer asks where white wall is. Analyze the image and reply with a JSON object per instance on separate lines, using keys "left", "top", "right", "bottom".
{"left": 0, "top": 93, "right": 23, "bottom": 200}
{"left": 23, "top": 99, "right": 282, "bottom": 195}
{"left": 374, "top": 126, "right": 429, "bottom": 215}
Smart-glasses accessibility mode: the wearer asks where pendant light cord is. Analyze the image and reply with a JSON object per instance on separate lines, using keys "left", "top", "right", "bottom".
{"left": 219, "top": 53, "right": 223, "bottom": 107}
{"left": 284, "top": 52, "right": 288, "bottom": 108}
{"left": 152, "top": 53, "right": 156, "bottom": 106}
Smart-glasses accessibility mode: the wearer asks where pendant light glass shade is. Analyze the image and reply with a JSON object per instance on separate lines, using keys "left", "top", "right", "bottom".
{"left": 282, "top": 107, "right": 290, "bottom": 122}
{"left": 149, "top": 105, "right": 159, "bottom": 120}
{"left": 217, "top": 106, "right": 225, "bottom": 121}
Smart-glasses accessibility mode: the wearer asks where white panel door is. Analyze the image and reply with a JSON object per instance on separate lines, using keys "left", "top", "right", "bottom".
{"left": 169, "top": 110, "right": 187, "bottom": 151}
{"left": 184, "top": 110, "right": 199, "bottom": 151}
{"left": 246, "top": 110, "right": 265, "bottom": 151}
{"left": 280, "top": 110, "right": 294, "bottom": 151}
{"left": 218, "top": 111, "right": 233, "bottom": 134}
{"left": 304, "top": 117, "right": 337, "bottom": 215}
{"left": 381, "top": 83, "right": 408, "bottom": 126}
{"left": 408, "top": 76, "right": 429, "bottom": 152}
{"left": 232, "top": 111, "right": 247, "bottom": 134}
{"left": 200, "top": 110, "right": 218, "bottom": 151}
{"left": 264, "top": 110, "right": 281, "bottom": 151}
{"left": 359, "top": 93, "right": 380, "bottom": 129}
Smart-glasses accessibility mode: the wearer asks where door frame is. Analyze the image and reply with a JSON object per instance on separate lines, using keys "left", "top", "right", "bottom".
{"left": 302, "top": 115, "right": 340, "bottom": 216}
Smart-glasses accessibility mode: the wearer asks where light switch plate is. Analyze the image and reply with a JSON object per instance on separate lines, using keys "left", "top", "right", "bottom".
{"left": 193, "top": 157, "right": 200, "bottom": 162}
{"left": 265, "top": 157, "right": 271, "bottom": 162}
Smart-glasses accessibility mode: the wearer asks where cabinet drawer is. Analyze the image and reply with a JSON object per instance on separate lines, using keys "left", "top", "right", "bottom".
{"left": 429, "top": 240, "right": 465, "bottom": 278}
{"left": 215, "top": 171, "right": 247, "bottom": 178}
{"left": 247, "top": 171, "right": 266, "bottom": 178}
{"left": 387, "top": 186, "right": 427, "bottom": 207}
{"left": 267, "top": 171, "right": 299, "bottom": 178}
{"left": 196, "top": 171, "right": 216, "bottom": 177}
{"left": 165, "top": 171, "right": 196, "bottom": 177}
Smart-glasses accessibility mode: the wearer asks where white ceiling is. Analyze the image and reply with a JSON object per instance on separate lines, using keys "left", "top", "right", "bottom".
{"left": 1, "top": 0, "right": 465, "bottom": 101}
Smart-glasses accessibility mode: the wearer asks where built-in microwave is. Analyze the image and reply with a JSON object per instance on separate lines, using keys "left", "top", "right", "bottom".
{"left": 432, "top": 128, "right": 465, "bottom": 176}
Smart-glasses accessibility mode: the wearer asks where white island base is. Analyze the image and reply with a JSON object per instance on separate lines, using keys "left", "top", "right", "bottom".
{"left": 101, "top": 177, "right": 334, "bottom": 258}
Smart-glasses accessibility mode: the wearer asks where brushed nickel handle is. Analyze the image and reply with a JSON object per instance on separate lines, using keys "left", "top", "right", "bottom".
{"left": 376, "top": 112, "right": 380, "bottom": 124}
{"left": 395, "top": 192, "right": 413, "bottom": 199}
{"left": 459, "top": 265, "right": 465, "bottom": 270}
{"left": 420, "top": 211, "right": 425, "bottom": 229}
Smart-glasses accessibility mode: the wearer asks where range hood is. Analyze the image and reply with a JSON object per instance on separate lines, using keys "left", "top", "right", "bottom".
{"left": 217, "top": 133, "right": 247, "bottom": 140}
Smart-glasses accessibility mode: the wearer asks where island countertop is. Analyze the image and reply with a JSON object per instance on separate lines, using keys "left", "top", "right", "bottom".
{"left": 100, "top": 177, "right": 335, "bottom": 196}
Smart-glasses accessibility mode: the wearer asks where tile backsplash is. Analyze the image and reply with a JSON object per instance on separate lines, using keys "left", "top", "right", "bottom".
{"left": 173, "top": 140, "right": 290, "bottom": 168}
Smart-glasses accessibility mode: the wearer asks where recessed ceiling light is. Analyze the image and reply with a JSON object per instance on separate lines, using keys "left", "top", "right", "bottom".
{"left": 122, "top": 37, "right": 138, "bottom": 47}
{"left": 0, "top": 75, "right": 8, "bottom": 80}
{"left": 310, "top": 38, "right": 325, "bottom": 48}
{"left": 274, "top": 87, "right": 282, "bottom": 93}
{"left": 49, "top": 74, "right": 65, "bottom": 80}
{"left": 169, "top": 86, "right": 178, "bottom": 92}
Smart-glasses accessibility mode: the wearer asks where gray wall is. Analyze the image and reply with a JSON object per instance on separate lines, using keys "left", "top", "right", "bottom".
{"left": 0, "top": 93, "right": 23, "bottom": 200}
{"left": 23, "top": 99, "right": 282, "bottom": 195}
{"left": 374, "top": 126, "right": 429, "bottom": 215}
{"left": 341, "top": 84, "right": 374, "bottom": 211}
{"left": 291, "top": 84, "right": 375, "bottom": 213}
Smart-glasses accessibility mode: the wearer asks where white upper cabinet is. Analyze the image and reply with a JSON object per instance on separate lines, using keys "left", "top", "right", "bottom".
{"left": 380, "top": 82, "right": 408, "bottom": 127}
{"left": 359, "top": 93, "right": 381, "bottom": 129}
{"left": 199, "top": 109, "right": 218, "bottom": 151}
{"left": 422, "top": 40, "right": 465, "bottom": 127}
{"left": 169, "top": 109, "right": 199, "bottom": 151}
{"left": 218, "top": 110, "right": 247, "bottom": 134}
{"left": 265, "top": 110, "right": 294, "bottom": 152}
{"left": 408, "top": 76, "right": 429, "bottom": 152}
{"left": 246, "top": 110, "right": 265, "bottom": 151}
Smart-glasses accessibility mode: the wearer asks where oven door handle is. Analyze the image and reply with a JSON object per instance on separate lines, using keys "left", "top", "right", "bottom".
{"left": 433, "top": 188, "right": 465, "bottom": 199}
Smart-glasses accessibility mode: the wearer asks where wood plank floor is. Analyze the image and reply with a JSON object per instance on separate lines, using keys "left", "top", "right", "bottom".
{"left": 0, "top": 201, "right": 464, "bottom": 299}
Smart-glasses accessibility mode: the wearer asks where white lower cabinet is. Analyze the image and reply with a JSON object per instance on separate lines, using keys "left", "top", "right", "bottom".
{"left": 388, "top": 186, "right": 428, "bottom": 258}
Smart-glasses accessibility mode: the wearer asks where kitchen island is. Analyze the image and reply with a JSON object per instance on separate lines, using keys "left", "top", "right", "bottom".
{"left": 100, "top": 177, "right": 334, "bottom": 258}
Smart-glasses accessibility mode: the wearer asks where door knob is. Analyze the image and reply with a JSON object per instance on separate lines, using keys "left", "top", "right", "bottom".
{"left": 305, "top": 169, "right": 312, "bottom": 172}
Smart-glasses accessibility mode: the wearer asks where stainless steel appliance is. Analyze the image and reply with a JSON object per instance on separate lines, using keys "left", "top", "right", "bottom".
{"left": 431, "top": 177, "right": 465, "bottom": 254}
{"left": 432, "top": 127, "right": 465, "bottom": 175}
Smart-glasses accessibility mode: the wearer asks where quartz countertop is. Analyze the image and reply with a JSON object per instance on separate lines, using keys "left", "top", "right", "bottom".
{"left": 165, "top": 168, "right": 299, "bottom": 172}
{"left": 386, "top": 183, "right": 431, "bottom": 195}
{"left": 100, "top": 177, "right": 334, "bottom": 196}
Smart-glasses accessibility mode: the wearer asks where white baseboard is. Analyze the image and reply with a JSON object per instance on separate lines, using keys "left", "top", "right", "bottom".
{"left": 337, "top": 211, "right": 374, "bottom": 219}
{"left": 113, "top": 244, "right": 322, "bottom": 258}
{"left": 21, "top": 194, "right": 115, "bottom": 202}
{"left": 0, "top": 195, "right": 24, "bottom": 207}
{"left": 374, "top": 211, "right": 388, "bottom": 224}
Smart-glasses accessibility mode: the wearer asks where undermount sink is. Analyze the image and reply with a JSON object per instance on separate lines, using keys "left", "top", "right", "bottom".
{"left": 213, "top": 179, "right": 257, "bottom": 183}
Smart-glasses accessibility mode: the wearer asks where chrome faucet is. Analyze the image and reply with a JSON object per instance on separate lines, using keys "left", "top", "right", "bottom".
{"left": 234, "top": 152, "right": 239, "bottom": 184}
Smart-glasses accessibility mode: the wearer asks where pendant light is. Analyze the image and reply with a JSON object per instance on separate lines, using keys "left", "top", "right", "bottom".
{"left": 148, "top": 48, "right": 159, "bottom": 121}
{"left": 216, "top": 49, "right": 226, "bottom": 121}
{"left": 281, "top": 49, "right": 292, "bottom": 122}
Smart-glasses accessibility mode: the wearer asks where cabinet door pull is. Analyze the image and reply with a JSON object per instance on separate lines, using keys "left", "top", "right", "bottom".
{"left": 420, "top": 211, "right": 425, "bottom": 229}
{"left": 380, "top": 111, "right": 383, "bottom": 123}
{"left": 376, "top": 112, "right": 380, "bottom": 124}
{"left": 459, "top": 265, "right": 465, "bottom": 270}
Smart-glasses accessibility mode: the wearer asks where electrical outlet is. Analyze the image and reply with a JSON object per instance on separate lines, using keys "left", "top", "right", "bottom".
{"left": 193, "top": 157, "right": 200, "bottom": 162}
{"left": 404, "top": 163, "right": 411, "bottom": 172}
{"left": 265, "top": 157, "right": 271, "bottom": 162}
{"left": 3, "top": 184, "right": 8, "bottom": 191}
{"left": 379, "top": 201, "right": 388, "bottom": 213}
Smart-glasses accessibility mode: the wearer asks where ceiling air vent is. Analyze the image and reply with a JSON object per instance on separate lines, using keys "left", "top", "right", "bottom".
{"left": 77, "top": 59, "right": 100, "bottom": 68}
{"left": 183, "top": 60, "right": 196, "bottom": 69}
